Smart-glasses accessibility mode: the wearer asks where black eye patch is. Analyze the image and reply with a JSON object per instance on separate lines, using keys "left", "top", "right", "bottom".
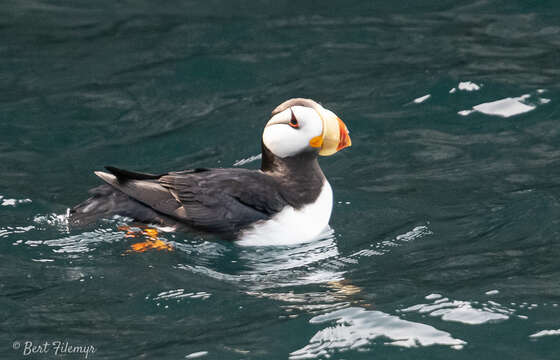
{"left": 289, "top": 109, "right": 299, "bottom": 128}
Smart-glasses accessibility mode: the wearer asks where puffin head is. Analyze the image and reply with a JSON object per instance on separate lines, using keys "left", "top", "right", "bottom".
{"left": 262, "top": 98, "right": 351, "bottom": 158}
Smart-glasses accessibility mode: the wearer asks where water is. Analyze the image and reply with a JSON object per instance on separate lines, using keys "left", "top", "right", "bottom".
{"left": 2, "top": 1, "right": 560, "bottom": 359}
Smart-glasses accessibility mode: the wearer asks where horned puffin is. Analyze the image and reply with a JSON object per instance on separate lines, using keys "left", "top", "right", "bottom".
{"left": 70, "top": 98, "right": 351, "bottom": 244}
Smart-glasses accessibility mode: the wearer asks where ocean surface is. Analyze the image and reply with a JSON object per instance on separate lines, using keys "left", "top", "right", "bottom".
{"left": 2, "top": 1, "right": 560, "bottom": 359}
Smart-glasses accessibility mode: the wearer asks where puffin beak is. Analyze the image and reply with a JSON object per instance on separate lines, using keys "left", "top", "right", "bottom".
{"left": 317, "top": 115, "right": 352, "bottom": 156}
{"left": 336, "top": 117, "right": 352, "bottom": 152}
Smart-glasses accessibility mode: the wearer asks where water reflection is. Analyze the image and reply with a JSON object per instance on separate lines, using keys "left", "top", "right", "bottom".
{"left": 176, "top": 230, "right": 344, "bottom": 290}
{"left": 0, "top": 194, "right": 32, "bottom": 207}
{"left": 399, "top": 293, "right": 514, "bottom": 325}
{"left": 1, "top": 225, "right": 35, "bottom": 239}
{"left": 470, "top": 95, "right": 535, "bottom": 118}
{"left": 529, "top": 329, "right": 560, "bottom": 338}
{"left": 290, "top": 307, "right": 465, "bottom": 359}
{"left": 29, "top": 227, "right": 124, "bottom": 254}
{"left": 11, "top": 212, "right": 542, "bottom": 358}
{"left": 24, "top": 214, "right": 466, "bottom": 357}
{"left": 173, "top": 224, "right": 471, "bottom": 357}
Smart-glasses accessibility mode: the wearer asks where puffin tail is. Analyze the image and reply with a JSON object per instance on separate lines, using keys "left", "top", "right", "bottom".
{"left": 69, "top": 167, "right": 169, "bottom": 227}
{"left": 104, "top": 166, "right": 162, "bottom": 181}
{"left": 69, "top": 184, "right": 166, "bottom": 227}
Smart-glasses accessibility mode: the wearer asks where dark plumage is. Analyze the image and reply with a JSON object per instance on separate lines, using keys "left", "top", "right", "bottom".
{"left": 70, "top": 148, "right": 325, "bottom": 238}
{"left": 70, "top": 98, "right": 351, "bottom": 241}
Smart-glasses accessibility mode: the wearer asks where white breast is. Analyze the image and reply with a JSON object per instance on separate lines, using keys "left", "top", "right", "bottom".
{"left": 237, "top": 181, "right": 333, "bottom": 246}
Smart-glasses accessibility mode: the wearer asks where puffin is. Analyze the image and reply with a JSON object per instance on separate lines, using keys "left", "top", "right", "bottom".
{"left": 70, "top": 98, "right": 351, "bottom": 244}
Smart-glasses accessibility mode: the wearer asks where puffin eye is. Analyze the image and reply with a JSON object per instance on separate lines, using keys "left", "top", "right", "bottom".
{"left": 289, "top": 109, "right": 299, "bottom": 128}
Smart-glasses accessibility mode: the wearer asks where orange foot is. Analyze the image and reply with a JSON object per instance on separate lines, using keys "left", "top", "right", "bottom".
{"left": 118, "top": 225, "right": 173, "bottom": 253}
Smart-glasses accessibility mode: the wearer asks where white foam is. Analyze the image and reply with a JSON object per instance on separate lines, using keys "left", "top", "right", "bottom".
{"left": 485, "top": 290, "right": 499, "bottom": 295}
{"left": 34, "top": 211, "right": 70, "bottom": 233}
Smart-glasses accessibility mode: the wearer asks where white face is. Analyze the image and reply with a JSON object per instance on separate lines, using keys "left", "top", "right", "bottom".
{"left": 262, "top": 105, "right": 323, "bottom": 158}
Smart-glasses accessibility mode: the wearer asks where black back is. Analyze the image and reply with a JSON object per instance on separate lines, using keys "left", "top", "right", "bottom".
{"left": 71, "top": 144, "right": 326, "bottom": 237}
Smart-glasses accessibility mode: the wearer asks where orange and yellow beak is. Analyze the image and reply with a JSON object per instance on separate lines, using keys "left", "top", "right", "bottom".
{"left": 334, "top": 117, "right": 352, "bottom": 152}
{"left": 310, "top": 111, "right": 352, "bottom": 156}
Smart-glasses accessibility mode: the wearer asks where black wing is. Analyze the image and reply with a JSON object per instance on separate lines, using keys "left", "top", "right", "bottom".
{"left": 96, "top": 166, "right": 287, "bottom": 234}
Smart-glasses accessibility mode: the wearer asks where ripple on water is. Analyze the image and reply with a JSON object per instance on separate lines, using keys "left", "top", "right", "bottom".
{"left": 351, "top": 225, "right": 432, "bottom": 258}
{"left": 529, "top": 329, "right": 560, "bottom": 338}
{"left": 0, "top": 195, "right": 32, "bottom": 207}
{"left": 185, "top": 351, "right": 209, "bottom": 359}
{"left": 33, "top": 210, "right": 71, "bottom": 233}
{"left": 175, "top": 234, "right": 343, "bottom": 291}
{"left": 148, "top": 289, "right": 212, "bottom": 310}
{"left": 290, "top": 307, "right": 465, "bottom": 359}
{"left": 456, "top": 90, "right": 551, "bottom": 118}
{"left": 411, "top": 82, "right": 551, "bottom": 118}
{"left": 25, "top": 227, "right": 126, "bottom": 254}
{"left": 471, "top": 95, "right": 535, "bottom": 118}
{"left": 1, "top": 225, "right": 35, "bottom": 239}
{"left": 413, "top": 94, "right": 431, "bottom": 104}
{"left": 458, "top": 81, "right": 481, "bottom": 92}
{"left": 233, "top": 153, "right": 261, "bottom": 166}
{"left": 399, "top": 293, "right": 519, "bottom": 325}
{"left": 238, "top": 233, "right": 339, "bottom": 273}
